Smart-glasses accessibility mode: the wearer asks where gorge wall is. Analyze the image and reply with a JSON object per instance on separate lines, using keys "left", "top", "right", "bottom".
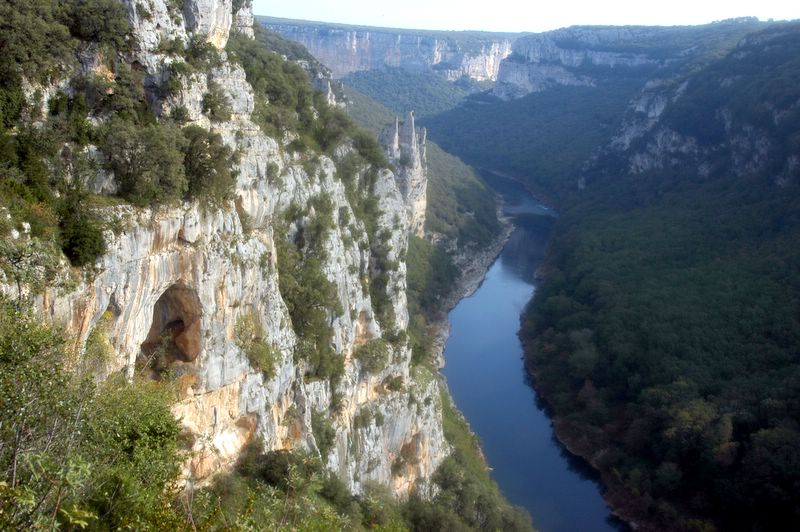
{"left": 379, "top": 112, "right": 428, "bottom": 237}
{"left": 18, "top": 0, "right": 448, "bottom": 496}
{"left": 260, "top": 16, "right": 515, "bottom": 82}
{"left": 493, "top": 18, "right": 767, "bottom": 99}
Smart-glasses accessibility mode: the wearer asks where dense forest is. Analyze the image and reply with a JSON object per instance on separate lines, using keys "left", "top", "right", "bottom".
{"left": 517, "top": 24, "right": 800, "bottom": 530}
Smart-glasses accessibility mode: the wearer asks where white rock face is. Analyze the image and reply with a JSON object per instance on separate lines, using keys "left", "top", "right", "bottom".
{"left": 263, "top": 20, "right": 514, "bottom": 82}
{"left": 493, "top": 27, "right": 664, "bottom": 99}
{"left": 379, "top": 112, "right": 428, "bottom": 238}
{"left": 494, "top": 59, "right": 594, "bottom": 99}
{"left": 122, "top": 0, "right": 235, "bottom": 52}
{"left": 32, "top": 0, "right": 448, "bottom": 498}
{"left": 184, "top": 0, "right": 233, "bottom": 48}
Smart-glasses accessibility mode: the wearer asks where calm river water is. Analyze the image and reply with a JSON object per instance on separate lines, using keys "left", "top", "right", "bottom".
{"left": 441, "top": 173, "right": 625, "bottom": 532}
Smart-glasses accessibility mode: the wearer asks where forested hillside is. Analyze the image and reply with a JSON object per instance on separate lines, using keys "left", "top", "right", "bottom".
{"left": 520, "top": 23, "right": 800, "bottom": 530}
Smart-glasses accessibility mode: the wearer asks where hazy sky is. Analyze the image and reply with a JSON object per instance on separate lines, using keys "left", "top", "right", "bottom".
{"left": 252, "top": 0, "right": 799, "bottom": 33}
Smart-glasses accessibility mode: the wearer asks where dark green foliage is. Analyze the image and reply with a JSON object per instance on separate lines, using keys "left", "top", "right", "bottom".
{"left": 354, "top": 338, "right": 390, "bottom": 374}
{"left": 102, "top": 118, "right": 188, "bottom": 206}
{"left": 312, "top": 97, "right": 352, "bottom": 153}
{"left": 311, "top": 410, "right": 337, "bottom": 458}
{"left": 235, "top": 312, "right": 277, "bottom": 380}
{"left": 0, "top": 116, "right": 107, "bottom": 268}
{"left": 0, "top": 0, "right": 129, "bottom": 89}
{"left": 275, "top": 196, "right": 343, "bottom": 383}
{"left": 188, "top": 442, "right": 350, "bottom": 529}
{"left": 79, "top": 65, "right": 153, "bottom": 124}
{"left": 59, "top": 185, "right": 106, "bottom": 266}
{"left": 0, "top": 0, "right": 74, "bottom": 84}
{"left": 425, "top": 81, "right": 639, "bottom": 202}
{"left": 352, "top": 129, "right": 389, "bottom": 168}
{"left": 185, "top": 35, "right": 223, "bottom": 71}
{"left": 227, "top": 27, "right": 315, "bottom": 137}
{"left": 65, "top": 0, "right": 129, "bottom": 46}
{"left": 406, "top": 236, "right": 459, "bottom": 315}
{"left": 369, "top": 228, "right": 399, "bottom": 334}
{"left": 426, "top": 143, "right": 500, "bottom": 247}
{"left": 518, "top": 23, "right": 800, "bottom": 531}
{"left": 319, "top": 473, "right": 356, "bottom": 511}
{"left": 245, "top": 447, "right": 321, "bottom": 493}
{"left": 202, "top": 80, "right": 233, "bottom": 122}
{"left": 345, "top": 68, "right": 473, "bottom": 118}
{"left": 182, "top": 124, "right": 236, "bottom": 203}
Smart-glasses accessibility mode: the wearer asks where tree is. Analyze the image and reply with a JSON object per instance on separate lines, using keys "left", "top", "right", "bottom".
{"left": 202, "top": 81, "right": 232, "bottom": 122}
{"left": 182, "top": 125, "right": 236, "bottom": 204}
{"left": 102, "top": 119, "right": 188, "bottom": 206}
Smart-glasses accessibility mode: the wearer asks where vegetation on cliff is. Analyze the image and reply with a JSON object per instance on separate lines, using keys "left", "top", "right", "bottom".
{"left": 0, "top": 4, "right": 528, "bottom": 530}
{"left": 343, "top": 71, "right": 530, "bottom": 530}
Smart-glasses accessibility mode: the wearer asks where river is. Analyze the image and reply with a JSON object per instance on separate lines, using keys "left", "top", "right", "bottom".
{"left": 441, "top": 173, "right": 625, "bottom": 532}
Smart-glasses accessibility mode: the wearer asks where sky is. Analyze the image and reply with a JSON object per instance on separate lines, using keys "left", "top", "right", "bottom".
{"left": 251, "top": 0, "right": 800, "bottom": 33}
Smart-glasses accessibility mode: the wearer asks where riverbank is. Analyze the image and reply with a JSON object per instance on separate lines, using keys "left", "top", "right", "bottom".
{"left": 430, "top": 201, "right": 515, "bottom": 368}
{"left": 521, "top": 348, "right": 641, "bottom": 530}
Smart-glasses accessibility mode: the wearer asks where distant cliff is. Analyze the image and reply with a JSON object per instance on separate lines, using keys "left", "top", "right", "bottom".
{"left": 259, "top": 16, "right": 516, "bottom": 82}
{"left": 586, "top": 22, "right": 800, "bottom": 187}
{"left": 494, "top": 18, "right": 767, "bottom": 99}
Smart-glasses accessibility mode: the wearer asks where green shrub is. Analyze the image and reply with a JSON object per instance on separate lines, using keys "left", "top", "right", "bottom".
{"left": 382, "top": 375, "right": 404, "bottom": 392}
{"left": 274, "top": 200, "right": 343, "bottom": 383}
{"left": 185, "top": 36, "right": 223, "bottom": 70}
{"left": 182, "top": 125, "right": 236, "bottom": 204}
{"left": 202, "top": 80, "right": 232, "bottom": 122}
{"left": 102, "top": 118, "right": 188, "bottom": 206}
{"left": 0, "top": 0, "right": 74, "bottom": 85}
{"left": 235, "top": 312, "right": 276, "bottom": 380}
{"left": 354, "top": 338, "right": 390, "bottom": 374}
{"left": 170, "top": 105, "right": 190, "bottom": 122}
{"left": 58, "top": 186, "right": 106, "bottom": 267}
{"left": 66, "top": 0, "right": 129, "bottom": 47}
{"left": 252, "top": 449, "right": 321, "bottom": 493}
{"left": 0, "top": 302, "right": 184, "bottom": 530}
{"left": 311, "top": 410, "right": 337, "bottom": 459}
{"left": 226, "top": 29, "right": 315, "bottom": 136}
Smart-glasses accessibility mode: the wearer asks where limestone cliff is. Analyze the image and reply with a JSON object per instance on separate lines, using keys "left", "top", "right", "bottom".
{"left": 260, "top": 16, "right": 515, "bottom": 82}
{"left": 583, "top": 23, "right": 800, "bottom": 188}
{"left": 494, "top": 18, "right": 767, "bottom": 99}
{"left": 379, "top": 112, "right": 428, "bottom": 237}
{"left": 22, "top": 0, "right": 447, "bottom": 497}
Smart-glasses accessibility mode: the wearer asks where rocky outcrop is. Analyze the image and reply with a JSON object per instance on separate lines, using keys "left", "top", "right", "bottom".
{"left": 493, "top": 19, "right": 767, "bottom": 99}
{"left": 584, "top": 22, "right": 800, "bottom": 187}
{"left": 260, "top": 16, "right": 515, "bottom": 82}
{"left": 122, "top": 0, "right": 233, "bottom": 52}
{"left": 380, "top": 112, "right": 428, "bottom": 237}
{"left": 494, "top": 26, "right": 665, "bottom": 99}
{"left": 28, "top": 0, "right": 448, "bottom": 497}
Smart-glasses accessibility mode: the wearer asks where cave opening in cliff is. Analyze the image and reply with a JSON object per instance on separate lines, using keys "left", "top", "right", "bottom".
{"left": 139, "top": 284, "right": 203, "bottom": 379}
